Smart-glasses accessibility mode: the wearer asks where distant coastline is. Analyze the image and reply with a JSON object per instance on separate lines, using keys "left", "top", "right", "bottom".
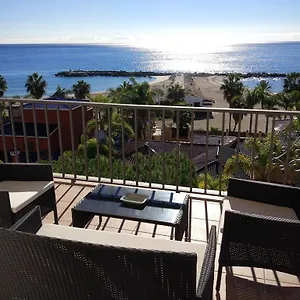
{"left": 55, "top": 70, "right": 290, "bottom": 78}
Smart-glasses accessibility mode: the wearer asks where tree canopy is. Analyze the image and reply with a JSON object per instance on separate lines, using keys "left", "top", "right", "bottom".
{"left": 25, "top": 72, "right": 47, "bottom": 99}
{"left": 220, "top": 74, "right": 244, "bottom": 107}
{"left": 167, "top": 83, "right": 185, "bottom": 104}
{"left": 0, "top": 75, "right": 8, "bottom": 96}
{"left": 51, "top": 85, "right": 71, "bottom": 98}
{"left": 72, "top": 80, "right": 91, "bottom": 99}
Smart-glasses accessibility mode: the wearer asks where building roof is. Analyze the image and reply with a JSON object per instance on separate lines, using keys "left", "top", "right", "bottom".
{"left": 192, "top": 134, "right": 237, "bottom": 147}
{"left": 193, "top": 147, "right": 219, "bottom": 172}
{"left": 120, "top": 140, "right": 219, "bottom": 171}
{"left": 23, "top": 97, "right": 90, "bottom": 110}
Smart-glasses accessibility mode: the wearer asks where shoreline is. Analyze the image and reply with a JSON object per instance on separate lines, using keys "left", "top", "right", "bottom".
{"left": 89, "top": 75, "right": 171, "bottom": 95}
{"left": 55, "top": 69, "right": 292, "bottom": 78}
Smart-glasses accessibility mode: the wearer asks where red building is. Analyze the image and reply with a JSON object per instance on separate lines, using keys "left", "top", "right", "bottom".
{"left": 0, "top": 99, "right": 93, "bottom": 162}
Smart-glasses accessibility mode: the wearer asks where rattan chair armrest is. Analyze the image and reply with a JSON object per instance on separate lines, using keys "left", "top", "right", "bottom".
{"left": 0, "top": 163, "right": 53, "bottom": 181}
{"left": 10, "top": 206, "right": 42, "bottom": 233}
{"left": 196, "top": 225, "right": 217, "bottom": 300}
{"left": 227, "top": 178, "right": 300, "bottom": 218}
{"left": 0, "top": 191, "right": 13, "bottom": 227}
{"left": 220, "top": 210, "right": 300, "bottom": 261}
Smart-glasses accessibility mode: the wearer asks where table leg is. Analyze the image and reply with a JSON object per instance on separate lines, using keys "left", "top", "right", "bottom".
{"left": 188, "top": 197, "right": 192, "bottom": 242}
{"left": 72, "top": 209, "right": 92, "bottom": 228}
{"left": 170, "top": 226, "right": 175, "bottom": 240}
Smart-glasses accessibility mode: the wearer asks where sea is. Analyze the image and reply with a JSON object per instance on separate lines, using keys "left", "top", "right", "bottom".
{"left": 1, "top": 42, "right": 300, "bottom": 96}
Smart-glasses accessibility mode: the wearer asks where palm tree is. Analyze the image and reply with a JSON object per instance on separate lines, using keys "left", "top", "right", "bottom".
{"left": 151, "top": 87, "right": 164, "bottom": 103}
{"left": 72, "top": 80, "right": 91, "bottom": 99}
{"left": 51, "top": 85, "right": 71, "bottom": 98}
{"left": 25, "top": 72, "right": 47, "bottom": 99}
{"left": 167, "top": 83, "right": 185, "bottom": 104}
{"left": 256, "top": 80, "right": 272, "bottom": 94}
{"left": 0, "top": 75, "right": 7, "bottom": 117}
{"left": 277, "top": 92, "right": 296, "bottom": 111}
{"left": 291, "top": 90, "right": 300, "bottom": 111}
{"left": 107, "top": 78, "right": 154, "bottom": 139}
{"left": 0, "top": 75, "right": 8, "bottom": 96}
{"left": 244, "top": 88, "right": 260, "bottom": 133}
{"left": 283, "top": 73, "right": 300, "bottom": 93}
{"left": 220, "top": 74, "right": 244, "bottom": 104}
{"left": 231, "top": 94, "right": 247, "bottom": 131}
{"left": 261, "top": 94, "right": 278, "bottom": 132}
{"left": 220, "top": 74, "right": 244, "bottom": 130}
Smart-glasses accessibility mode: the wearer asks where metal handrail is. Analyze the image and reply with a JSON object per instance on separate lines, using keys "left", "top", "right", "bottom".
{"left": 3, "top": 97, "right": 300, "bottom": 116}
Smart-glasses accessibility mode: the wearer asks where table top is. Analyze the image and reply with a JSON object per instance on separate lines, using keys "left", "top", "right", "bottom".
{"left": 73, "top": 185, "right": 188, "bottom": 226}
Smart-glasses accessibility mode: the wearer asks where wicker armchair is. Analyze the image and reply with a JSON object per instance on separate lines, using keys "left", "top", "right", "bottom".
{"left": 216, "top": 210, "right": 300, "bottom": 291}
{"left": 1, "top": 207, "right": 217, "bottom": 300}
{"left": 0, "top": 163, "right": 58, "bottom": 227}
{"left": 226, "top": 178, "right": 300, "bottom": 218}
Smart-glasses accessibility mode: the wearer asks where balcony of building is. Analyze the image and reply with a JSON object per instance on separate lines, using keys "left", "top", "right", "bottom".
{"left": 1, "top": 97, "right": 300, "bottom": 299}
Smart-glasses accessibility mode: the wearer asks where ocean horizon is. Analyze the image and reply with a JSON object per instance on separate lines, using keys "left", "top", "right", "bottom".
{"left": 1, "top": 42, "right": 300, "bottom": 96}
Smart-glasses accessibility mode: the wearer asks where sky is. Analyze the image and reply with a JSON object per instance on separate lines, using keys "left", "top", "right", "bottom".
{"left": 1, "top": 0, "right": 300, "bottom": 49}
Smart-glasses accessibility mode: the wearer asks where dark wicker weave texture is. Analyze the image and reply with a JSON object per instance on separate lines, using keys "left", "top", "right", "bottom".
{"left": 227, "top": 178, "right": 300, "bottom": 218}
{"left": 0, "top": 163, "right": 58, "bottom": 227}
{"left": 197, "top": 225, "right": 217, "bottom": 300}
{"left": 0, "top": 229, "right": 196, "bottom": 300}
{"left": 1, "top": 206, "right": 217, "bottom": 300}
{"left": 216, "top": 210, "right": 300, "bottom": 291}
{"left": 10, "top": 206, "right": 42, "bottom": 233}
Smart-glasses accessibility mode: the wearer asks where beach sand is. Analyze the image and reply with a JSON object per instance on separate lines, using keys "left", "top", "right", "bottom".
{"left": 149, "top": 75, "right": 171, "bottom": 86}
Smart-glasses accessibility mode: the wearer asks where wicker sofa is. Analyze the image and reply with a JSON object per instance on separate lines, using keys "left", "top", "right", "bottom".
{"left": 0, "top": 163, "right": 58, "bottom": 227}
{"left": 216, "top": 178, "right": 300, "bottom": 292}
{"left": 0, "top": 207, "right": 217, "bottom": 300}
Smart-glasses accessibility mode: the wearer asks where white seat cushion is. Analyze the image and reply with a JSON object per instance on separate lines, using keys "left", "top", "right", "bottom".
{"left": 218, "top": 196, "right": 299, "bottom": 244}
{"left": 0, "top": 181, "right": 54, "bottom": 213}
{"left": 38, "top": 224, "right": 207, "bottom": 281}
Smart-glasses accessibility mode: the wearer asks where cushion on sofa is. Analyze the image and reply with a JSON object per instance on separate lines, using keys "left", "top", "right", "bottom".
{"left": 218, "top": 196, "right": 299, "bottom": 244}
{"left": 37, "top": 224, "right": 207, "bottom": 281}
{"left": 0, "top": 181, "right": 54, "bottom": 213}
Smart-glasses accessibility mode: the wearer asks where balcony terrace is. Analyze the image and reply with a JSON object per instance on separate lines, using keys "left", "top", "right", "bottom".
{"left": 1, "top": 98, "right": 300, "bottom": 299}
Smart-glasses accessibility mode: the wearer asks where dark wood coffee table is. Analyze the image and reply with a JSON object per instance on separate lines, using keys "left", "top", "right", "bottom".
{"left": 72, "top": 185, "right": 190, "bottom": 241}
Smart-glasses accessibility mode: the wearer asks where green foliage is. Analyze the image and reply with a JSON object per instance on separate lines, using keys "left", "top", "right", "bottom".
{"left": 25, "top": 72, "right": 47, "bottom": 99}
{"left": 108, "top": 77, "right": 154, "bottom": 139}
{"left": 89, "top": 94, "right": 110, "bottom": 103}
{"left": 72, "top": 80, "right": 91, "bottom": 99}
{"left": 167, "top": 83, "right": 185, "bottom": 104}
{"left": 283, "top": 73, "right": 300, "bottom": 93}
{"left": 51, "top": 85, "right": 71, "bottom": 98}
{"left": 51, "top": 149, "right": 197, "bottom": 187}
{"left": 151, "top": 87, "right": 165, "bottom": 103}
{"left": 227, "top": 135, "right": 282, "bottom": 181}
{"left": 210, "top": 127, "right": 220, "bottom": 133}
{"left": 197, "top": 174, "right": 229, "bottom": 191}
{"left": 0, "top": 75, "right": 8, "bottom": 95}
{"left": 77, "top": 138, "right": 98, "bottom": 159}
{"left": 223, "top": 154, "right": 252, "bottom": 178}
{"left": 220, "top": 74, "right": 244, "bottom": 107}
{"left": 276, "top": 90, "right": 300, "bottom": 111}
{"left": 172, "top": 102, "right": 192, "bottom": 136}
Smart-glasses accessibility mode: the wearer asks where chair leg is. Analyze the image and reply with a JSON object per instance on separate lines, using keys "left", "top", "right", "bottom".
{"left": 216, "top": 264, "right": 223, "bottom": 292}
{"left": 53, "top": 206, "right": 59, "bottom": 224}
